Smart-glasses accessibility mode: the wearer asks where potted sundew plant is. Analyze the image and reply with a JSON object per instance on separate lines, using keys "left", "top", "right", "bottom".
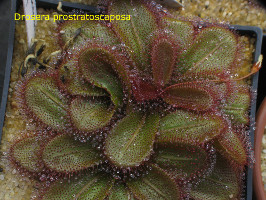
{"left": 7, "top": 0, "right": 262, "bottom": 199}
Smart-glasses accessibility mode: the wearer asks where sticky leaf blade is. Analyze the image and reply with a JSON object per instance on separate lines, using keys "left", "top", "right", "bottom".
{"left": 69, "top": 98, "right": 114, "bottom": 133}
{"left": 215, "top": 129, "right": 247, "bottom": 166}
{"left": 158, "top": 110, "right": 225, "bottom": 144}
{"left": 24, "top": 75, "right": 68, "bottom": 132}
{"left": 109, "top": 0, "right": 158, "bottom": 70}
{"left": 151, "top": 35, "right": 178, "bottom": 86}
{"left": 42, "top": 134, "right": 103, "bottom": 173}
{"left": 105, "top": 112, "right": 159, "bottom": 167}
{"left": 161, "top": 17, "right": 194, "bottom": 50}
{"left": 153, "top": 143, "right": 211, "bottom": 182}
{"left": 177, "top": 26, "right": 237, "bottom": 76}
{"left": 42, "top": 173, "right": 114, "bottom": 200}
{"left": 127, "top": 165, "right": 181, "bottom": 200}
{"left": 108, "top": 182, "right": 135, "bottom": 200}
{"left": 57, "top": 59, "right": 107, "bottom": 97}
{"left": 162, "top": 82, "right": 218, "bottom": 111}
{"left": 79, "top": 47, "right": 128, "bottom": 107}
{"left": 222, "top": 85, "right": 250, "bottom": 124}
{"left": 190, "top": 154, "right": 240, "bottom": 200}
{"left": 10, "top": 135, "right": 43, "bottom": 173}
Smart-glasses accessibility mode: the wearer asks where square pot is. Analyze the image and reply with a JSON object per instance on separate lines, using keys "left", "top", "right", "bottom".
{"left": 0, "top": 0, "right": 263, "bottom": 199}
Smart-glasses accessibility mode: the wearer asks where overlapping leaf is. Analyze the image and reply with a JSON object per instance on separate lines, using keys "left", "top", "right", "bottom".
{"left": 151, "top": 33, "right": 178, "bottom": 87}
{"left": 105, "top": 112, "right": 159, "bottom": 167}
{"left": 108, "top": 182, "right": 135, "bottom": 200}
{"left": 215, "top": 129, "right": 247, "bottom": 166}
{"left": 222, "top": 85, "right": 250, "bottom": 124}
{"left": 161, "top": 17, "right": 194, "bottom": 49}
{"left": 127, "top": 165, "right": 181, "bottom": 200}
{"left": 162, "top": 82, "right": 218, "bottom": 111}
{"left": 153, "top": 144, "right": 209, "bottom": 182}
{"left": 158, "top": 110, "right": 225, "bottom": 144}
{"left": 79, "top": 47, "right": 129, "bottom": 107}
{"left": 69, "top": 98, "right": 114, "bottom": 133}
{"left": 190, "top": 154, "right": 240, "bottom": 200}
{"left": 42, "top": 134, "right": 102, "bottom": 173}
{"left": 177, "top": 27, "right": 237, "bottom": 77}
{"left": 109, "top": 0, "right": 158, "bottom": 70}
{"left": 24, "top": 75, "right": 68, "bottom": 132}
{"left": 57, "top": 59, "right": 107, "bottom": 97}
{"left": 10, "top": 135, "right": 43, "bottom": 173}
{"left": 42, "top": 173, "right": 114, "bottom": 200}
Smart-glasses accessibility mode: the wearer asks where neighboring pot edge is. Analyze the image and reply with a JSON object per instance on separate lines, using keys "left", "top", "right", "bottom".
{"left": 0, "top": 1, "right": 263, "bottom": 199}
{"left": 257, "top": 34, "right": 266, "bottom": 109}
{"left": 254, "top": 98, "right": 266, "bottom": 200}
{"left": 253, "top": 34, "right": 266, "bottom": 200}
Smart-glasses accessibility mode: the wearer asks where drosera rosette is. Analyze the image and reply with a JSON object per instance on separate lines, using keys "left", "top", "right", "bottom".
{"left": 7, "top": 0, "right": 262, "bottom": 199}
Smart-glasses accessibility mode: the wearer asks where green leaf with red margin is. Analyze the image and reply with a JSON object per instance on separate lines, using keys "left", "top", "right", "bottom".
{"left": 215, "top": 129, "right": 247, "bottom": 166}
{"left": 24, "top": 75, "right": 68, "bottom": 132}
{"left": 108, "top": 0, "right": 158, "bottom": 70}
{"left": 10, "top": 135, "right": 43, "bottom": 173}
{"left": 153, "top": 143, "right": 210, "bottom": 182}
{"left": 58, "top": 59, "right": 108, "bottom": 97}
{"left": 42, "top": 134, "right": 103, "bottom": 173}
{"left": 58, "top": 20, "right": 119, "bottom": 47}
{"left": 108, "top": 182, "right": 135, "bottom": 200}
{"left": 222, "top": 85, "right": 250, "bottom": 124}
{"left": 127, "top": 164, "right": 181, "bottom": 200}
{"left": 105, "top": 112, "right": 159, "bottom": 167}
{"left": 79, "top": 46, "right": 130, "bottom": 107}
{"left": 151, "top": 33, "right": 178, "bottom": 87}
{"left": 41, "top": 173, "right": 115, "bottom": 200}
{"left": 162, "top": 82, "right": 218, "bottom": 111}
{"left": 161, "top": 17, "right": 194, "bottom": 50}
{"left": 157, "top": 110, "right": 225, "bottom": 144}
{"left": 190, "top": 154, "right": 240, "bottom": 200}
{"left": 69, "top": 98, "right": 115, "bottom": 133}
{"left": 177, "top": 26, "right": 237, "bottom": 76}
